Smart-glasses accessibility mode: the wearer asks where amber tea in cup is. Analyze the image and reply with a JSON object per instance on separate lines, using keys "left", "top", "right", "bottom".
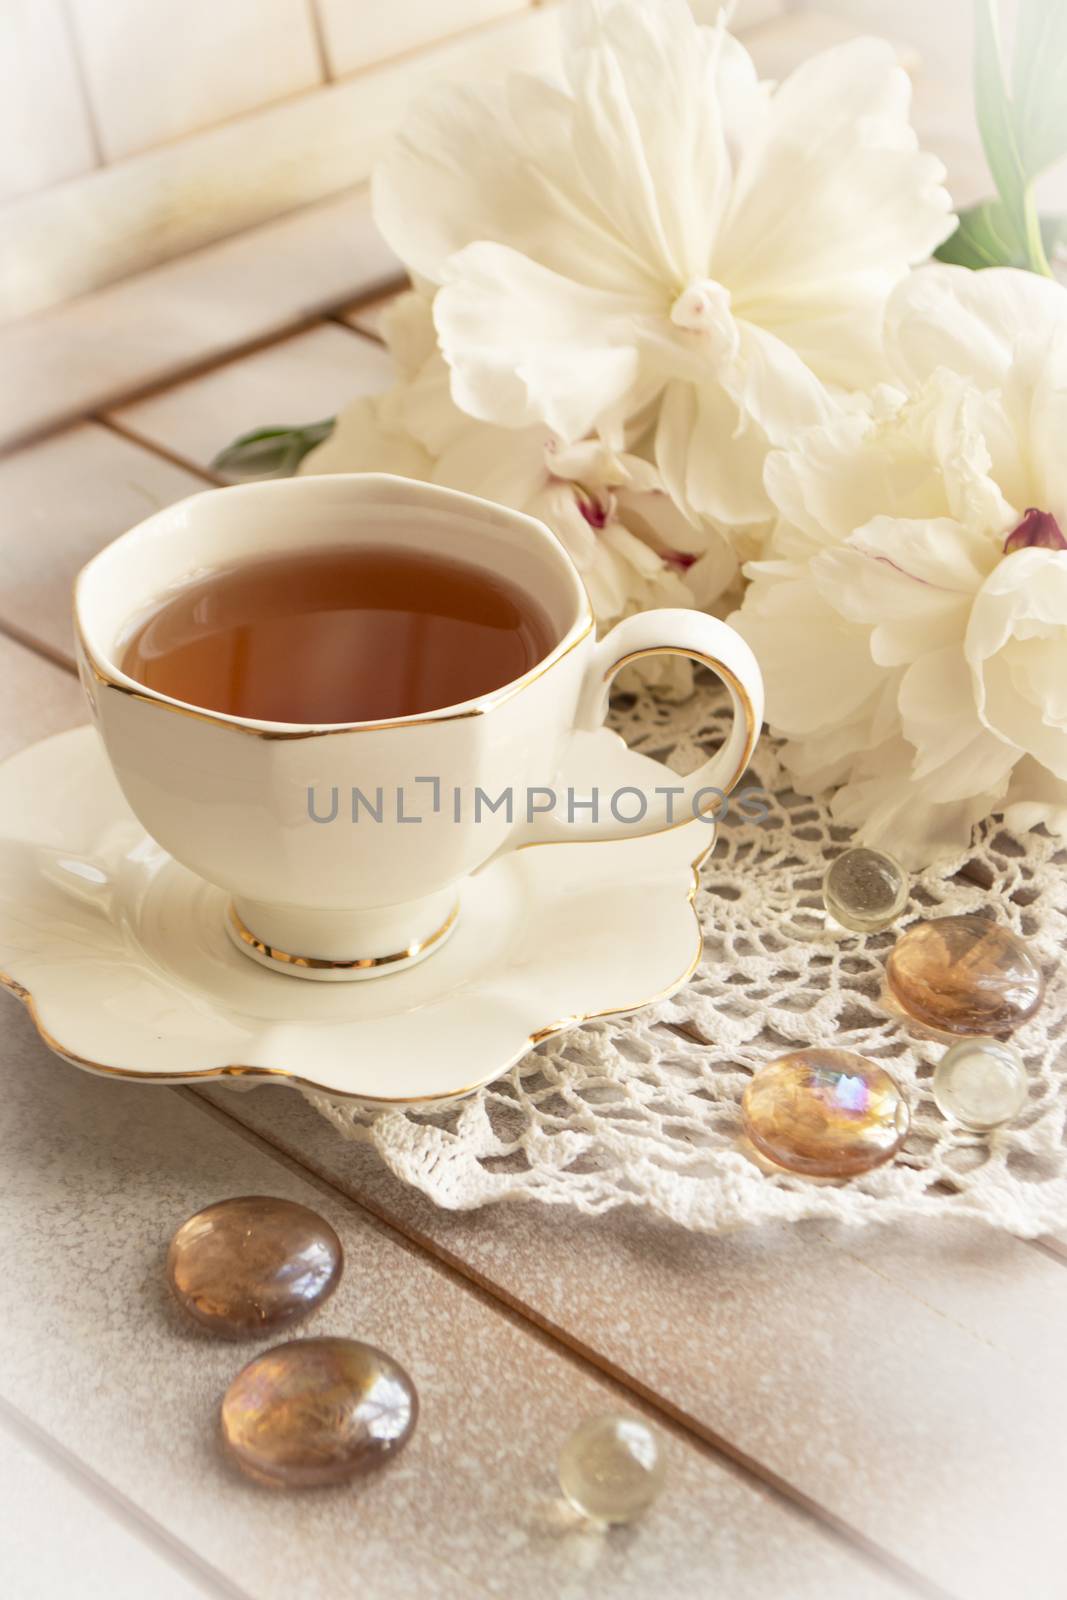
{"left": 120, "top": 545, "right": 557, "bottom": 724}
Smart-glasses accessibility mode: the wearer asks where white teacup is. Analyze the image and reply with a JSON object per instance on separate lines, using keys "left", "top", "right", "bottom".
{"left": 74, "top": 474, "right": 763, "bottom": 980}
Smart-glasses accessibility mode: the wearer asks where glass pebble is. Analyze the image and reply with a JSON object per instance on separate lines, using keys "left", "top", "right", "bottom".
{"left": 886, "top": 913, "right": 1043, "bottom": 1036}
{"left": 822, "top": 847, "right": 909, "bottom": 933}
{"left": 933, "top": 1037, "right": 1028, "bottom": 1131}
{"left": 558, "top": 1413, "right": 666, "bottom": 1524}
{"left": 741, "top": 1049, "right": 910, "bottom": 1178}
{"left": 167, "top": 1195, "right": 342, "bottom": 1339}
{"left": 221, "top": 1337, "right": 418, "bottom": 1487}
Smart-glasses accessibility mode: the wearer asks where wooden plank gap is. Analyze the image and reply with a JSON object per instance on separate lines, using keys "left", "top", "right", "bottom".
{"left": 92, "top": 290, "right": 401, "bottom": 415}
{"left": 95, "top": 416, "right": 226, "bottom": 488}
{"left": 5, "top": 310, "right": 327, "bottom": 459}
{"left": 0, "top": 619, "right": 77, "bottom": 678}
{"left": 1028, "top": 1236, "right": 1067, "bottom": 1268}
{"left": 0, "top": 1393, "right": 252, "bottom": 1600}
{"left": 324, "top": 309, "right": 385, "bottom": 344}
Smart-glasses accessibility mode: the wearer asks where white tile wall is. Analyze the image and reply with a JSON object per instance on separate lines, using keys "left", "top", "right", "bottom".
{"left": 314, "top": 0, "right": 527, "bottom": 78}
{"left": 65, "top": 0, "right": 323, "bottom": 161}
{"left": 0, "top": 0, "right": 97, "bottom": 202}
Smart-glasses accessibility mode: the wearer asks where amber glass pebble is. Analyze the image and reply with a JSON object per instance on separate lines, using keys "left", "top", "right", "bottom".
{"left": 741, "top": 1049, "right": 910, "bottom": 1177}
{"left": 167, "top": 1196, "right": 342, "bottom": 1338}
{"left": 886, "top": 914, "right": 1044, "bottom": 1036}
{"left": 221, "top": 1337, "right": 418, "bottom": 1487}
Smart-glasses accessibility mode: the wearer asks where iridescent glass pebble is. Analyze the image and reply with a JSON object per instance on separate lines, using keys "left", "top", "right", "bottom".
{"left": 886, "top": 914, "right": 1044, "bottom": 1036}
{"left": 741, "top": 1049, "right": 910, "bottom": 1177}
{"left": 558, "top": 1413, "right": 666, "bottom": 1524}
{"left": 167, "top": 1196, "right": 342, "bottom": 1338}
{"left": 933, "top": 1037, "right": 1028, "bottom": 1131}
{"left": 822, "top": 846, "right": 909, "bottom": 933}
{"left": 221, "top": 1337, "right": 418, "bottom": 1487}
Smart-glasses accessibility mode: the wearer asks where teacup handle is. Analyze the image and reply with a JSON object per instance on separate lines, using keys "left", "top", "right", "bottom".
{"left": 524, "top": 609, "right": 764, "bottom": 846}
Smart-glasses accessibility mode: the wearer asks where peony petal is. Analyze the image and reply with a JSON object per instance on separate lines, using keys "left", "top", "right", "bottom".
{"left": 812, "top": 516, "right": 988, "bottom": 665}
{"left": 298, "top": 396, "right": 432, "bottom": 479}
{"left": 829, "top": 744, "right": 998, "bottom": 868}
{"left": 716, "top": 39, "right": 952, "bottom": 320}
{"left": 1002, "top": 757, "right": 1067, "bottom": 841}
{"left": 433, "top": 417, "right": 552, "bottom": 510}
{"left": 731, "top": 569, "right": 884, "bottom": 736}
{"left": 378, "top": 290, "right": 438, "bottom": 378}
{"left": 763, "top": 408, "right": 937, "bottom": 557}
{"left": 563, "top": 0, "right": 735, "bottom": 283}
{"left": 743, "top": 278, "right": 892, "bottom": 390}
{"left": 1006, "top": 323, "right": 1067, "bottom": 522}
{"left": 434, "top": 242, "right": 656, "bottom": 441}
{"left": 656, "top": 378, "right": 774, "bottom": 530}
{"left": 680, "top": 540, "right": 740, "bottom": 609}
{"left": 897, "top": 647, "right": 1017, "bottom": 801}
{"left": 729, "top": 320, "right": 835, "bottom": 445}
{"left": 527, "top": 482, "right": 601, "bottom": 573}
{"left": 374, "top": 78, "right": 645, "bottom": 296}
{"left": 886, "top": 264, "right": 1067, "bottom": 393}
{"left": 374, "top": 83, "right": 528, "bottom": 282}
{"left": 967, "top": 548, "right": 1067, "bottom": 778}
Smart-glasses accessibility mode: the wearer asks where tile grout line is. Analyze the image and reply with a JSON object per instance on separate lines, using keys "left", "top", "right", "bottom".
{"left": 181, "top": 1085, "right": 957, "bottom": 1600}
{"left": 0, "top": 1392, "right": 253, "bottom": 1600}
{"left": 56, "top": 0, "right": 107, "bottom": 169}
{"left": 304, "top": 0, "right": 333, "bottom": 83}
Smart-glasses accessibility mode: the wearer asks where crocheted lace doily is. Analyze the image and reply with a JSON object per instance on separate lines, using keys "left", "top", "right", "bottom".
{"left": 301, "top": 684, "right": 1067, "bottom": 1236}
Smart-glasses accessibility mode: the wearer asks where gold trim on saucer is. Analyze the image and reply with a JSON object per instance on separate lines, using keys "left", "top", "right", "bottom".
{"left": 227, "top": 900, "right": 459, "bottom": 971}
{"left": 0, "top": 851, "right": 708, "bottom": 1106}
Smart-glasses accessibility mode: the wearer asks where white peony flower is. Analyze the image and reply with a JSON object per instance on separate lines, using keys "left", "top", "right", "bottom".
{"left": 373, "top": 0, "right": 952, "bottom": 541}
{"left": 733, "top": 265, "right": 1067, "bottom": 865}
{"left": 303, "top": 292, "right": 737, "bottom": 691}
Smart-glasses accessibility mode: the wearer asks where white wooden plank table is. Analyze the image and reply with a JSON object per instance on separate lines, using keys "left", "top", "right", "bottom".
{"left": 2, "top": 29, "right": 1067, "bottom": 1597}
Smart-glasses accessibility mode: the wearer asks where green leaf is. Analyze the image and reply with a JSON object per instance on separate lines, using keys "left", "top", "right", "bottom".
{"left": 212, "top": 419, "right": 335, "bottom": 480}
{"left": 972, "top": 0, "right": 1051, "bottom": 276}
{"left": 1011, "top": 0, "right": 1067, "bottom": 178}
{"left": 974, "top": 0, "right": 1027, "bottom": 219}
{"left": 934, "top": 200, "right": 1066, "bottom": 272}
{"left": 934, "top": 199, "right": 1022, "bottom": 269}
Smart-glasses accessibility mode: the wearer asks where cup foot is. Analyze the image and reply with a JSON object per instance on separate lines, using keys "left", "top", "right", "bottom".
{"left": 225, "top": 899, "right": 460, "bottom": 982}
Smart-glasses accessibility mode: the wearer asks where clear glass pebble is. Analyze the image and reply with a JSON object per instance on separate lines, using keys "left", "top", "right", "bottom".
{"left": 558, "top": 1413, "right": 666, "bottom": 1524}
{"left": 167, "top": 1195, "right": 343, "bottom": 1339}
{"left": 221, "top": 1337, "right": 418, "bottom": 1487}
{"left": 741, "top": 1049, "right": 910, "bottom": 1177}
{"left": 822, "top": 847, "right": 909, "bottom": 933}
{"left": 932, "top": 1037, "right": 1028, "bottom": 1131}
{"left": 886, "top": 914, "right": 1044, "bottom": 1036}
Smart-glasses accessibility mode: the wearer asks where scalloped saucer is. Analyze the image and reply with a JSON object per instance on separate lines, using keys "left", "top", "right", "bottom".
{"left": 0, "top": 726, "right": 710, "bottom": 1107}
